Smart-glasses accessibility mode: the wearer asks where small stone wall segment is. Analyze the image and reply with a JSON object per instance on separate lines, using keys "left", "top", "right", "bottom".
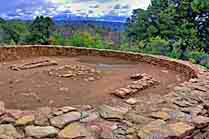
{"left": 0, "top": 45, "right": 202, "bottom": 79}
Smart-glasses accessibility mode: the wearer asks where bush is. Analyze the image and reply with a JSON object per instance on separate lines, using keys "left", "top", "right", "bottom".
{"left": 188, "top": 51, "right": 209, "bottom": 66}
{"left": 65, "top": 32, "right": 104, "bottom": 49}
{"left": 168, "top": 48, "right": 181, "bottom": 59}
{"left": 146, "top": 36, "right": 170, "bottom": 55}
{"left": 49, "top": 33, "right": 65, "bottom": 45}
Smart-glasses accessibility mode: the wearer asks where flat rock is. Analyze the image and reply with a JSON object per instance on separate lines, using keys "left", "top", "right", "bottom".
{"left": 193, "top": 85, "right": 207, "bottom": 92}
{"left": 52, "top": 106, "right": 77, "bottom": 116}
{"left": 137, "top": 120, "right": 175, "bottom": 139}
{"left": 192, "top": 116, "right": 209, "bottom": 128}
{"left": 130, "top": 73, "right": 143, "bottom": 80}
{"left": 0, "top": 115, "right": 15, "bottom": 124}
{"left": 158, "top": 108, "right": 192, "bottom": 122}
{"left": 168, "top": 122, "right": 194, "bottom": 138}
{"left": 99, "top": 105, "right": 128, "bottom": 120}
{"left": 126, "top": 98, "right": 137, "bottom": 105}
{"left": 6, "top": 109, "right": 33, "bottom": 120}
{"left": 58, "top": 123, "right": 91, "bottom": 139}
{"left": 58, "top": 106, "right": 77, "bottom": 113}
{"left": 16, "top": 115, "right": 35, "bottom": 126}
{"left": 181, "top": 105, "right": 203, "bottom": 116}
{"left": 150, "top": 111, "right": 170, "bottom": 121}
{"left": 125, "top": 112, "right": 152, "bottom": 125}
{"left": 50, "top": 111, "right": 81, "bottom": 128}
{"left": 80, "top": 112, "right": 99, "bottom": 123}
{"left": 25, "top": 126, "right": 58, "bottom": 138}
{"left": 0, "top": 124, "right": 20, "bottom": 139}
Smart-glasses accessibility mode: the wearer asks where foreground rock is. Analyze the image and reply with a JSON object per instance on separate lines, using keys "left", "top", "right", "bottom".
{"left": 168, "top": 122, "right": 194, "bottom": 138}
{"left": 25, "top": 126, "right": 58, "bottom": 138}
{"left": 192, "top": 116, "right": 209, "bottom": 128}
{"left": 138, "top": 120, "right": 194, "bottom": 139}
{"left": 16, "top": 115, "right": 35, "bottom": 126}
{"left": 0, "top": 124, "right": 20, "bottom": 139}
{"left": 99, "top": 105, "right": 128, "bottom": 120}
{"left": 58, "top": 123, "right": 91, "bottom": 139}
{"left": 137, "top": 120, "right": 175, "bottom": 139}
{"left": 50, "top": 111, "right": 82, "bottom": 128}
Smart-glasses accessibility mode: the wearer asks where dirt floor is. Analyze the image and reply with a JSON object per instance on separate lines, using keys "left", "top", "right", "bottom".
{"left": 0, "top": 56, "right": 186, "bottom": 110}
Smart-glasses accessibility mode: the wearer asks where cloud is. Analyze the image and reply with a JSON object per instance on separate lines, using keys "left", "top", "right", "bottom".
{"left": 0, "top": 0, "right": 151, "bottom": 20}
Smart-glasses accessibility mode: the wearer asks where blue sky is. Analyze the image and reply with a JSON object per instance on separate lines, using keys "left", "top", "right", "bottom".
{"left": 0, "top": 0, "right": 151, "bottom": 20}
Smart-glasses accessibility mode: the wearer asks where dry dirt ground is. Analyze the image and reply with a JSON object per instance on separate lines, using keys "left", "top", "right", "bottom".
{"left": 0, "top": 56, "right": 186, "bottom": 110}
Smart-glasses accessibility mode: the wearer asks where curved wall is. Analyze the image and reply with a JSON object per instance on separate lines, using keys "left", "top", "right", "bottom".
{"left": 0, "top": 45, "right": 202, "bottom": 79}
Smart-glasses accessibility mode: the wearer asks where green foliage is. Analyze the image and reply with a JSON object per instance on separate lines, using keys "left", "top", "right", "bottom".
{"left": 168, "top": 48, "right": 181, "bottom": 59}
{"left": 188, "top": 51, "right": 209, "bottom": 65}
{"left": 192, "top": 0, "right": 209, "bottom": 12}
{"left": 28, "top": 16, "right": 54, "bottom": 45}
{"left": 126, "top": 9, "right": 150, "bottom": 41}
{"left": 0, "top": 19, "right": 30, "bottom": 44}
{"left": 146, "top": 36, "right": 170, "bottom": 55}
{"left": 126, "top": 0, "right": 209, "bottom": 68}
{"left": 49, "top": 33, "right": 65, "bottom": 45}
{"left": 61, "top": 32, "right": 104, "bottom": 49}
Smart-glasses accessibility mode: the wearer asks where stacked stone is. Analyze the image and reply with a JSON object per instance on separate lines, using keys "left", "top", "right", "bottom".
{"left": 112, "top": 73, "right": 160, "bottom": 98}
{"left": 48, "top": 64, "right": 101, "bottom": 81}
{"left": 130, "top": 71, "right": 209, "bottom": 139}
{"left": 0, "top": 101, "right": 131, "bottom": 139}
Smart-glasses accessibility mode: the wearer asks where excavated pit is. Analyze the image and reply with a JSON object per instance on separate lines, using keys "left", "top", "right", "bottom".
{"left": 0, "top": 55, "right": 186, "bottom": 110}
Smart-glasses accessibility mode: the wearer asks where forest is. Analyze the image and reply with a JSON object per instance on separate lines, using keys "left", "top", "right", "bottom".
{"left": 0, "top": 0, "right": 209, "bottom": 68}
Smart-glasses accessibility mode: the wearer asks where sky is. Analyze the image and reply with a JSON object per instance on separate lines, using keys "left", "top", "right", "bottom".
{"left": 0, "top": 0, "right": 151, "bottom": 21}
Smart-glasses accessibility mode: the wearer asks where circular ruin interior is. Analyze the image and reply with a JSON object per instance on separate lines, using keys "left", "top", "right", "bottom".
{"left": 0, "top": 46, "right": 208, "bottom": 139}
{"left": 0, "top": 46, "right": 191, "bottom": 110}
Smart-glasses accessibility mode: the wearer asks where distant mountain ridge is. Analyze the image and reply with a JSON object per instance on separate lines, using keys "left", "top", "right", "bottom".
{"left": 53, "top": 14, "right": 128, "bottom": 23}
{"left": 55, "top": 20, "right": 127, "bottom": 32}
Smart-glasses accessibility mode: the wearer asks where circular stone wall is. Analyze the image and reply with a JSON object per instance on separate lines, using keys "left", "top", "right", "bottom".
{"left": 0, "top": 45, "right": 207, "bottom": 139}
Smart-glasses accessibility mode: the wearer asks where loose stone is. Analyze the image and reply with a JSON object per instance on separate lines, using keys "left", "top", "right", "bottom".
{"left": 192, "top": 116, "right": 209, "bottom": 128}
{"left": 25, "top": 126, "right": 58, "bottom": 138}
{"left": 50, "top": 111, "right": 81, "bottom": 128}
{"left": 99, "top": 105, "right": 128, "bottom": 120}
{"left": 58, "top": 123, "right": 91, "bottom": 139}
{"left": 0, "top": 124, "right": 21, "bottom": 139}
{"left": 16, "top": 115, "right": 35, "bottom": 126}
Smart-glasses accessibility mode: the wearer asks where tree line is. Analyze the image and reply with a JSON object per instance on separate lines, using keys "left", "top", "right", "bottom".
{"left": 0, "top": 16, "right": 120, "bottom": 47}
{"left": 126, "top": 0, "right": 209, "bottom": 67}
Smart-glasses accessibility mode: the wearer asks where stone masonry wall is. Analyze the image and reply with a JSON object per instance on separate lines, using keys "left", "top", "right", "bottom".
{"left": 0, "top": 45, "right": 201, "bottom": 79}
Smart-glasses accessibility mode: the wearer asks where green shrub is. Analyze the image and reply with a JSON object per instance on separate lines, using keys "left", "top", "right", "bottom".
{"left": 65, "top": 32, "right": 104, "bottom": 49}
{"left": 168, "top": 48, "right": 181, "bottom": 59}
{"left": 188, "top": 51, "right": 209, "bottom": 66}
{"left": 49, "top": 33, "right": 65, "bottom": 45}
{"left": 146, "top": 36, "right": 170, "bottom": 55}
